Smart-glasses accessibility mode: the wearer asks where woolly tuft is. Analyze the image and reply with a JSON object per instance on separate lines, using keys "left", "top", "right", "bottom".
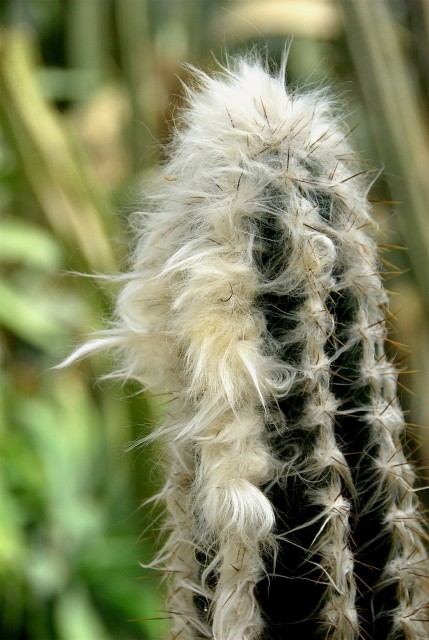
{"left": 65, "top": 55, "right": 429, "bottom": 639}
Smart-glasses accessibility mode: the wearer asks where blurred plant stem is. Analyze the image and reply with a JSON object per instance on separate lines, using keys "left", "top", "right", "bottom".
{"left": 65, "top": 0, "right": 109, "bottom": 83}
{"left": 115, "top": 0, "right": 159, "bottom": 172}
{"left": 0, "top": 29, "right": 115, "bottom": 272}
{"left": 342, "top": 0, "right": 429, "bottom": 313}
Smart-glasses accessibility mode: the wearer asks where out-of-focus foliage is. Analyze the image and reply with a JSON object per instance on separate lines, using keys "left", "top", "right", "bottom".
{"left": 0, "top": 1, "right": 427, "bottom": 638}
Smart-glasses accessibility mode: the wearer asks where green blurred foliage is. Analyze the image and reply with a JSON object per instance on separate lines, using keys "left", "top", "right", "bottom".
{"left": 0, "top": 1, "right": 427, "bottom": 638}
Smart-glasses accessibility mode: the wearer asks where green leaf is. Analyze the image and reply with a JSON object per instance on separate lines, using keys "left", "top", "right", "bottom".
{"left": 0, "top": 279, "right": 67, "bottom": 353}
{"left": 55, "top": 586, "right": 110, "bottom": 640}
{"left": 0, "top": 221, "right": 63, "bottom": 270}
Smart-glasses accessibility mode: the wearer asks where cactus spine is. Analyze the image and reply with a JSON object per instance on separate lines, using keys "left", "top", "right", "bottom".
{"left": 67, "top": 56, "right": 429, "bottom": 639}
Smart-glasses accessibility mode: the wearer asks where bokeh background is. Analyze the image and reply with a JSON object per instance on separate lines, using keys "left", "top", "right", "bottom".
{"left": 0, "top": 1, "right": 428, "bottom": 639}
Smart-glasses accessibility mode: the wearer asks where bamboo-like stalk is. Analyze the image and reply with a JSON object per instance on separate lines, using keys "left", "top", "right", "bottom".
{"left": 115, "top": 0, "right": 159, "bottom": 172}
{"left": 0, "top": 30, "right": 114, "bottom": 272}
{"left": 341, "top": 0, "right": 429, "bottom": 311}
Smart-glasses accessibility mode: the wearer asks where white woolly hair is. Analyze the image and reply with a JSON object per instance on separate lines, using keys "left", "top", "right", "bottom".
{"left": 63, "top": 53, "right": 429, "bottom": 640}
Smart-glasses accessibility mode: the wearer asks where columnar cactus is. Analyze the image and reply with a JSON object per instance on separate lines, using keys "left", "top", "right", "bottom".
{"left": 68, "top": 56, "right": 429, "bottom": 639}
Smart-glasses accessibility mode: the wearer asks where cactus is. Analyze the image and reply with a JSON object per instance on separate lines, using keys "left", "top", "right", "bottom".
{"left": 66, "top": 55, "right": 429, "bottom": 639}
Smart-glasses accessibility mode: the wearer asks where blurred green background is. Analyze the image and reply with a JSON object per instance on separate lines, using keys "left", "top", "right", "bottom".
{"left": 0, "top": 1, "right": 428, "bottom": 639}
